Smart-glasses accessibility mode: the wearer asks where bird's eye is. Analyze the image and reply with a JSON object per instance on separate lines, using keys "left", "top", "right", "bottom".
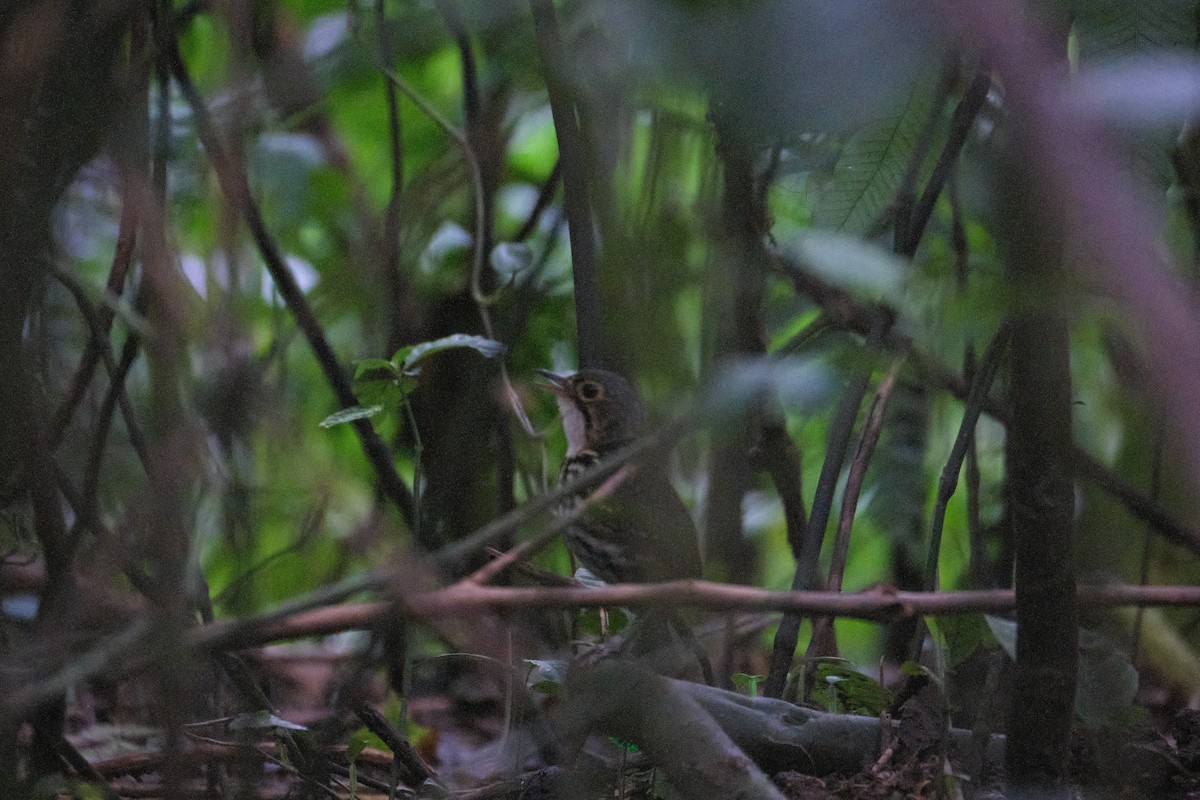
{"left": 578, "top": 381, "right": 601, "bottom": 400}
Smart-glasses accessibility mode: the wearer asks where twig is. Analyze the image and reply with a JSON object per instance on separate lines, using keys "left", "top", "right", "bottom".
{"left": 893, "top": 51, "right": 961, "bottom": 250}
{"left": 47, "top": 167, "right": 138, "bottom": 450}
{"left": 49, "top": 266, "right": 151, "bottom": 480}
{"left": 464, "top": 465, "right": 632, "bottom": 586}
{"left": 898, "top": 65, "right": 992, "bottom": 257}
{"left": 1131, "top": 427, "right": 1164, "bottom": 664}
{"left": 829, "top": 356, "right": 905, "bottom": 593}
{"left": 514, "top": 159, "right": 562, "bottom": 242}
{"left": 924, "top": 322, "right": 1010, "bottom": 593}
{"left": 375, "top": 0, "right": 405, "bottom": 345}
{"left": 806, "top": 355, "right": 904, "bottom": 661}
{"left": 6, "top": 578, "right": 1200, "bottom": 724}
{"left": 351, "top": 699, "right": 435, "bottom": 786}
{"left": 763, "top": 310, "right": 892, "bottom": 698}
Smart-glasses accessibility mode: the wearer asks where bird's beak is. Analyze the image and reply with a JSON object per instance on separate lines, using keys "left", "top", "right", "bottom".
{"left": 535, "top": 368, "right": 569, "bottom": 397}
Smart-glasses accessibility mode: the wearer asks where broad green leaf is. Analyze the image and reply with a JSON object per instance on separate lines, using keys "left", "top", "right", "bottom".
{"left": 787, "top": 230, "right": 906, "bottom": 304}
{"left": 319, "top": 405, "right": 384, "bottom": 428}
{"left": 229, "top": 711, "right": 308, "bottom": 731}
{"left": 1072, "top": 0, "right": 1196, "bottom": 58}
{"left": 490, "top": 242, "right": 534, "bottom": 275}
{"left": 985, "top": 616, "right": 1139, "bottom": 726}
{"left": 930, "top": 613, "right": 995, "bottom": 667}
{"left": 1076, "top": 628, "right": 1139, "bottom": 728}
{"left": 705, "top": 356, "right": 834, "bottom": 418}
{"left": 1072, "top": 0, "right": 1196, "bottom": 187}
{"left": 347, "top": 728, "right": 388, "bottom": 764}
{"left": 813, "top": 78, "right": 937, "bottom": 234}
{"left": 346, "top": 728, "right": 375, "bottom": 763}
{"left": 354, "top": 377, "right": 406, "bottom": 409}
{"left": 984, "top": 615, "right": 1018, "bottom": 660}
{"left": 391, "top": 344, "right": 415, "bottom": 365}
{"left": 400, "top": 334, "right": 506, "bottom": 371}
{"left": 524, "top": 658, "right": 569, "bottom": 685}
{"left": 810, "top": 660, "right": 892, "bottom": 716}
{"left": 732, "top": 673, "right": 766, "bottom": 696}
{"left": 351, "top": 358, "right": 411, "bottom": 408}
{"left": 354, "top": 358, "right": 399, "bottom": 381}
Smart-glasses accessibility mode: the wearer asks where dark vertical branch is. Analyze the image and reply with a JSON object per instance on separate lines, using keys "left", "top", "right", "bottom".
{"left": 1005, "top": 304, "right": 1077, "bottom": 790}
{"left": 146, "top": 3, "right": 201, "bottom": 792}
{"left": 528, "top": 0, "right": 603, "bottom": 368}
{"left": 1000, "top": 143, "right": 1077, "bottom": 798}
{"left": 376, "top": 0, "right": 406, "bottom": 353}
{"left": 931, "top": 3, "right": 1083, "bottom": 789}
{"left": 0, "top": 1, "right": 127, "bottom": 786}
{"left": 949, "top": 172, "right": 988, "bottom": 587}
{"left": 704, "top": 129, "right": 762, "bottom": 589}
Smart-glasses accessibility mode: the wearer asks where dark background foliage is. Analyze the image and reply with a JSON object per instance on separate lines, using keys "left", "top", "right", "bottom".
{"left": 2, "top": 0, "right": 1200, "bottom": 797}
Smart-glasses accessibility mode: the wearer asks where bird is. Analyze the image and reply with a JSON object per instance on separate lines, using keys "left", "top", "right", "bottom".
{"left": 536, "top": 368, "right": 702, "bottom": 585}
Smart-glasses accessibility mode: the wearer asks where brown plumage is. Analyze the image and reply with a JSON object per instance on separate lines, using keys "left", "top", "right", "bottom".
{"left": 538, "top": 368, "right": 701, "bottom": 584}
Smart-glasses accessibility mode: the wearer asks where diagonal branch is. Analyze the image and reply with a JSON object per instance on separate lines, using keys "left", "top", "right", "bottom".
{"left": 159, "top": 13, "right": 415, "bottom": 526}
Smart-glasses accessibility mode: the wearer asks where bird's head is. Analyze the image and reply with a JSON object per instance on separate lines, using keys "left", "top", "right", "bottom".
{"left": 537, "top": 368, "right": 646, "bottom": 456}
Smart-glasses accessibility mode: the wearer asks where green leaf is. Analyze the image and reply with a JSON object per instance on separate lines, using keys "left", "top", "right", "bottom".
{"left": 490, "top": 242, "right": 534, "bottom": 275}
{"left": 732, "top": 673, "right": 765, "bottom": 696}
{"left": 229, "top": 711, "right": 308, "bottom": 731}
{"left": 354, "top": 358, "right": 400, "bottom": 381}
{"left": 319, "top": 405, "right": 384, "bottom": 428}
{"left": 351, "top": 359, "right": 406, "bottom": 408}
{"left": 356, "top": 379, "right": 406, "bottom": 409}
{"left": 608, "top": 736, "right": 640, "bottom": 753}
{"left": 787, "top": 230, "right": 906, "bottom": 305}
{"left": 524, "top": 658, "right": 569, "bottom": 686}
{"left": 813, "top": 77, "right": 937, "bottom": 234}
{"left": 1071, "top": 0, "right": 1195, "bottom": 188}
{"left": 810, "top": 660, "right": 892, "bottom": 716}
{"left": 400, "top": 334, "right": 506, "bottom": 371}
{"left": 931, "top": 613, "right": 995, "bottom": 667}
{"left": 391, "top": 345, "right": 416, "bottom": 366}
{"left": 346, "top": 728, "right": 390, "bottom": 773}
{"left": 1076, "top": 628, "right": 1139, "bottom": 728}
{"left": 984, "top": 615, "right": 1017, "bottom": 660}
{"left": 1073, "top": 0, "right": 1196, "bottom": 58}
{"left": 986, "top": 616, "right": 1139, "bottom": 727}
{"left": 346, "top": 728, "right": 378, "bottom": 763}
